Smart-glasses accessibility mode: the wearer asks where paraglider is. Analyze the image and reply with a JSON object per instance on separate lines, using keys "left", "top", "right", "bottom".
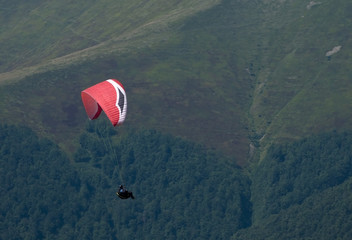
{"left": 81, "top": 79, "right": 133, "bottom": 199}
{"left": 116, "top": 185, "right": 135, "bottom": 200}
{"left": 81, "top": 79, "right": 127, "bottom": 126}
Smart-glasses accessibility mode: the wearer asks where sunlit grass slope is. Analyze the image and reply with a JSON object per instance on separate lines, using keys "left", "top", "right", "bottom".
{"left": 248, "top": 0, "right": 352, "bottom": 158}
{"left": 0, "top": 0, "right": 220, "bottom": 74}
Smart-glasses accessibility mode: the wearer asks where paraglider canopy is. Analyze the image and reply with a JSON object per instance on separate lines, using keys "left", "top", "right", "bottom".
{"left": 81, "top": 79, "right": 127, "bottom": 126}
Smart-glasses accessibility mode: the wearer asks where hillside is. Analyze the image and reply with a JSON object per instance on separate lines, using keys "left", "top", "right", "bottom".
{"left": 0, "top": 0, "right": 220, "bottom": 75}
{"left": 0, "top": 123, "right": 251, "bottom": 239}
{"left": 1, "top": 0, "right": 352, "bottom": 165}
{"left": 2, "top": 123, "right": 352, "bottom": 239}
{"left": 0, "top": 0, "right": 259, "bottom": 164}
{"left": 235, "top": 131, "right": 352, "bottom": 239}
{"left": 248, "top": 0, "right": 352, "bottom": 158}
{"left": 2, "top": 0, "right": 352, "bottom": 238}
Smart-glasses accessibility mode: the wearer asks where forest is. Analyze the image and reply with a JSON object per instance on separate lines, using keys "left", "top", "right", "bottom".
{"left": 2, "top": 122, "right": 352, "bottom": 239}
{"left": 0, "top": 122, "right": 251, "bottom": 239}
{"left": 235, "top": 131, "right": 352, "bottom": 239}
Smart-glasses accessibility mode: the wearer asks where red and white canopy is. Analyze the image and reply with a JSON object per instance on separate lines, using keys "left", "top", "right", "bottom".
{"left": 81, "top": 79, "right": 127, "bottom": 126}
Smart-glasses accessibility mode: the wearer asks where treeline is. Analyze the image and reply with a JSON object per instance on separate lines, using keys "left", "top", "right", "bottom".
{"left": 0, "top": 122, "right": 251, "bottom": 239}
{"left": 235, "top": 131, "right": 352, "bottom": 239}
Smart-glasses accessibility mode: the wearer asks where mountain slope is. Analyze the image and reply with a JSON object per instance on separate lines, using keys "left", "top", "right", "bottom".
{"left": 248, "top": 0, "right": 352, "bottom": 159}
{"left": 0, "top": 0, "right": 221, "bottom": 82}
{"left": 1, "top": 0, "right": 352, "bottom": 164}
{"left": 234, "top": 131, "right": 352, "bottom": 239}
{"left": 2, "top": 1, "right": 352, "bottom": 238}
{"left": 0, "top": 0, "right": 262, "bottom": 164}
{"left": 0, "top": 123, "right": 251, "bottom": 239}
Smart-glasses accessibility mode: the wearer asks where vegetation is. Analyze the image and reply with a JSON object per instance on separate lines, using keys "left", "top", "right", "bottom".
{"left": 0, "top": 124, "right": 82, "bottom": 239}
{"left": 0, "top": 123, "right": 251, "bottom": 239}
{"left": 1, "top": 0, "right": 352, "bottom": 163}
{"left": 3, "top": 120, "right": 352, "bottom": 239}
{"left": 252, "top": 131, "right": 352, "bottom": 221}
{"left": 2, "top": 0, "right": 352, "bottom": 239}
{"left": 0, "top": 0, "right": 263, "bottom": 163}
{"left": 252, "top": 0, "right": 352, "bottom": 151}
{"left": 0, "top": 0, "right": 219, "bottom": 73}
{"left": 234, "top": 131, "right": 352, "bottom": 239}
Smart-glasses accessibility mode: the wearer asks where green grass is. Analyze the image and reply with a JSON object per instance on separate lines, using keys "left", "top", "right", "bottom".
{"left": 0, "top": 0, "right": 221, "bottom": 75}
{"left": 247, "top": 0, "right": 352, "bottom": 159}
{"left": 1, "top": 0, "right": 352, "bottom": 164}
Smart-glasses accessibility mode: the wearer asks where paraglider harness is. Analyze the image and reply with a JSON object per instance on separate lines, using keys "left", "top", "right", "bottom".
{"left": 116, "top": 185, "right": 135, "bottom": 199}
